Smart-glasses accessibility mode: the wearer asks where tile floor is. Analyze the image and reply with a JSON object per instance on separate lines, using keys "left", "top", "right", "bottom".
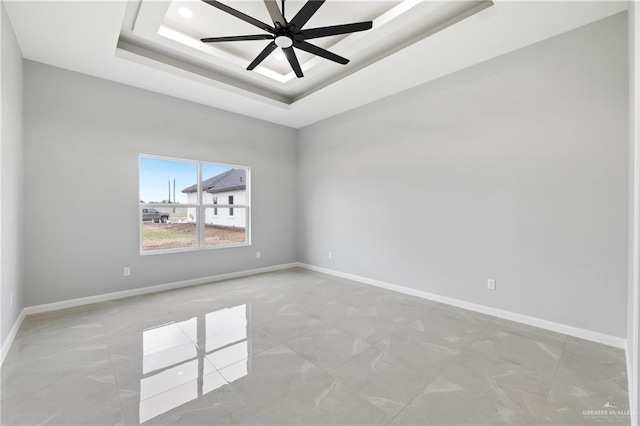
{"left": 0, "top": 268, "right": 630, "bottom": 425}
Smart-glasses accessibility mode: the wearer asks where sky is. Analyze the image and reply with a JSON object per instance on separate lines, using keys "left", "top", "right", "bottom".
{"left": 139, "top": 157, "right": 232, "bottom": 203}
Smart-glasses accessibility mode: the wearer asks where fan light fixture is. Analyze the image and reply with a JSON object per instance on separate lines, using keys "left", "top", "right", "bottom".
{"left": 200, "top": 0, "right": 373, "bottom": 78}
{"left": 274, "top": 36, "right": 293, "bottom": 48}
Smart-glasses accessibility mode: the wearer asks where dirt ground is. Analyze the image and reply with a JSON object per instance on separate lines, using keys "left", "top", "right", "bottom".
{"left": 142, "top": 223, "right": 246, "bottom": 250}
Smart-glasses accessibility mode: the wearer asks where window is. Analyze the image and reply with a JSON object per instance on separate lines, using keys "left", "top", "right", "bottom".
{"left": 139, "top": 155, "right": 250, "bottom": 254}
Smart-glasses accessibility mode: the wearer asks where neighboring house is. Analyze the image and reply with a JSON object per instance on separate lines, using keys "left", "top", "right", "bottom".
{"left": 182, "top": 168, "right": 247, "bottom": 228}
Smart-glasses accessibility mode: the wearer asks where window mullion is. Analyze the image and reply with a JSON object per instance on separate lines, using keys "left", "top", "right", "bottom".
{"left": 197, "top": 162, "right": 204, "bottom": 248}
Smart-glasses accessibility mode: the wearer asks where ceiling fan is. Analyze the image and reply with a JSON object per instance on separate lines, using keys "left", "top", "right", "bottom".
{"left": 200, "top": 0, "right": 373, "bottom": 78}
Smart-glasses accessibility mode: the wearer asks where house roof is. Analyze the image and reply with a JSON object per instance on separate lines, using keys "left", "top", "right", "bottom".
{"left": 182, "top": 169, "right": 246, "bottom": 194}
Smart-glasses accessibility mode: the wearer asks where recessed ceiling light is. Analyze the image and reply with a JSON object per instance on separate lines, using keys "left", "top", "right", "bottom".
{"left": 178, "top": 7, "right": 193, "bottom": 18}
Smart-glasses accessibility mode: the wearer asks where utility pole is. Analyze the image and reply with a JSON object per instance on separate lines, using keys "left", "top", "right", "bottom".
{"left": 168, "top": 180, "right": 171, "bottom": 204}
{"left": 173, "top": 179, "right": 176, "bottom": 213}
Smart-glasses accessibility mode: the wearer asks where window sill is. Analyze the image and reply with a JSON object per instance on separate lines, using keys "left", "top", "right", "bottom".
{"left": 140, "top": 242, "right": 250, "bottom": 256}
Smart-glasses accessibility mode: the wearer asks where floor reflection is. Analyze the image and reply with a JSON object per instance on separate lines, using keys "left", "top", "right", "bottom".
{"left": 138, "top": 305, "right": 249, "bottom": 423}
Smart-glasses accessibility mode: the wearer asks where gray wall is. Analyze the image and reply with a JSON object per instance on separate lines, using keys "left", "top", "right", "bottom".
{"left": 1, "top": 3, "right": 24, "bottom": 344}
{"left": 298, "top": 13, "right": 629, "bottom": 338}
{"left": 628, "top": 2, "right": 639, "bottom": 418}
{"left": 23, "top": 62, "right": 298, "bottom": 306}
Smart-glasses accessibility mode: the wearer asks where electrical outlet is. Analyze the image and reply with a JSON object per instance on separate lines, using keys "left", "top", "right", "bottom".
{"left": 256, "top": 251, "right": 261, "bottom": 259}
{"left": 124, "top": 267, "right": 131, "bottom": 277}
{"left": 487, "top": 279, "right": 496, "bottom": 290}
{"left": 328, "top": 252, "right": 332, "bottom": 259}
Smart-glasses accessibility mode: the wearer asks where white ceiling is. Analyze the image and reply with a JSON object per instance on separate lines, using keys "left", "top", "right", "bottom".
{"left": 4, "top": 0, "right": 629, "bottom": 129}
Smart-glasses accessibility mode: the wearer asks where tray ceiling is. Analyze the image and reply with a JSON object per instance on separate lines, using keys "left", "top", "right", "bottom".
{"left": 121, "top": 0, "right": 494, "bottom": 102}
{"left": 3, "top": 1, "right": 629, "bottom": 128}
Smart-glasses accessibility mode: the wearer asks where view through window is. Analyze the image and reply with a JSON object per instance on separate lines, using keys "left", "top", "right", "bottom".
{"left": 139, "top": 156, "right": 250, "bottom": 253}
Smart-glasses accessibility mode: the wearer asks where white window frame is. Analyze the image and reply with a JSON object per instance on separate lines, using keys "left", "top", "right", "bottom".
{"left": 139, "top": 154, "right": 251, "bottom": 255}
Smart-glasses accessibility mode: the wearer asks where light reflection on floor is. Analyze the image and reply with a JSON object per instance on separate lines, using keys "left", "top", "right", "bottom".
{"left": 138, "top": 305, "right": 249, "bottom": 423}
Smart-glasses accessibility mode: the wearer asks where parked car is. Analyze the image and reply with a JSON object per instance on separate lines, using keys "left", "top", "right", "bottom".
{"left": 142, "top": 208, "right": 169, "bottom": 223}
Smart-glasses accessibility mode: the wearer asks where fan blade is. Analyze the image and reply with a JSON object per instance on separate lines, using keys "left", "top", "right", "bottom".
{"left": 298, "top": 21, "right": 372, "bottom": 40}
{"left": 293, "top": 40, "right": 348, "bottom": 65}
{"left": 202, "top": 0, "right": 275, "bottom": 33}
{"left": 283, "top": 47, "right": 304, "bottom": 77}
{"left": 247, "top": 41, "right": 277, "bottom": 70}
{"left": 264, "top": 0, "right": 285, "bottom": 28}
{"left": 289, "top": 0, "right": 325, "bottom": 30}
{"left": 202, "top": 34, "right": 273, "bottom": 43}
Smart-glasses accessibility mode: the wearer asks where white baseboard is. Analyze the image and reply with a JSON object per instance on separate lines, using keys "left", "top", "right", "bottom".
{"left": 8, "top": 261, "right": 628, "bottom": 359}
{"left": 298, "top": 263, "right": 627, "bottom": 349}
{"left": 626, "top": 343, "right": 638, "bottom": 426}
{"left": 24, "top": 262, "right": 298, "bottom": 316}
{"left": 1, "top": 309, "right": 25, "bottom": 366}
